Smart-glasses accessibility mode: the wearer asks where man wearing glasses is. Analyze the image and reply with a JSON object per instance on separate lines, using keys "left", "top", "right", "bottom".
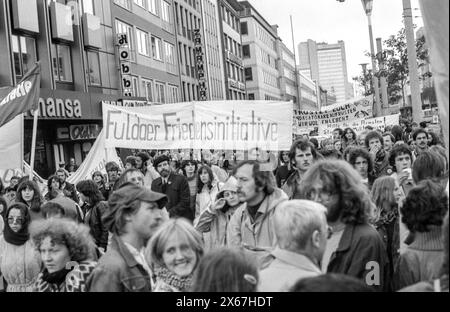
{"left": 298, "top": 160, "right": 390, "bottom": 291}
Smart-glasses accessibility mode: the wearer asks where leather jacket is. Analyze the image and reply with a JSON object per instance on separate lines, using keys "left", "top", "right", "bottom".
{"left": 87, "top": 235, "right": 152, "bottom": 292}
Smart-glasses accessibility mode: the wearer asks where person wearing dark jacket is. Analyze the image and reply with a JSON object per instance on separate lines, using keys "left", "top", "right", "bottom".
{"left": 365, "top": 131, "right": 391, "bottom": 179}
{"left": 56, "top": 169, "right": 79, "bottom": 204}
{"left": 76, "top": 180, "right": 109, "bottom": 251}
{"left": 87, "top": 183, "right": 168, "bottom": 292}
{"left": 299, "top": 160, "right": 390, "bottom": 291}
{"left": 151, "top": 155, "right": 192, "bottom": 221}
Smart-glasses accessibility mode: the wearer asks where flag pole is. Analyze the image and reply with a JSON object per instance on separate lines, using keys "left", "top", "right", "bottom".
{"left": 29, "top": 108, "right": 38, "bottom": 181}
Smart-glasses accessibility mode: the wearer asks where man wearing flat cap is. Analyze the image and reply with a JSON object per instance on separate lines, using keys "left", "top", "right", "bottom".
{"left": 151, "top": 154, "right": 193, "bottom": 221}
{"left": 87, "top": 183, "right": 168, "bottom": 292}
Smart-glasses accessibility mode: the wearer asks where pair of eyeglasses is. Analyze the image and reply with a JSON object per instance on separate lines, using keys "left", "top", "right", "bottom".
{"left": 8, "top": 216, "right": 24, "bottom": 224}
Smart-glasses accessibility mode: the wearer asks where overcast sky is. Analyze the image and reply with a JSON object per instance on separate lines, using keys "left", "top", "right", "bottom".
{"left": 246, "top": 0, "right": 423, "bottom": 80}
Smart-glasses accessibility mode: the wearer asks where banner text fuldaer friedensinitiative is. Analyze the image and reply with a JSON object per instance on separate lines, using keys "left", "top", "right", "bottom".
{"left": 105, "top": 110, "right": 279, "bottom": 143}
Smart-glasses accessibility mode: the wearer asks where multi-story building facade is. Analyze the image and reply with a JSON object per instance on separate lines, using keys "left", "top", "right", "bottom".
{"left": 173, "top": 0, "right": 202, "bottom": 101}
{"left": 298, "top": 39, "right": 350, "bottom": 104}
{"left": 238, "top": 1, "right": 281, "bottom": 101}
{"left": 200, "top": 0, "right": 226, "bottom": 100}
{"left": 298, "top": 70, "right": 318, "bottom": 110}
{"left": 217, "top": 0, "right": 245, "bottom": 100}
{"left": 0, "top": 0, "right": 181, "bottom": 177}
{"left": 278, "top": 40, "right": 298, "bottom": 104}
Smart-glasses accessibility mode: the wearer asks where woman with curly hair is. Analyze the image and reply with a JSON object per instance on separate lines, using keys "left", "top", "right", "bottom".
{"left": 0, "top": 203, "right": 42, "bottom": 291}
{"left": 370, "top": 176, "right": 405, "bottom": 279}
{"left": 30, "top": 218, "right": 97, "bottom": 292}
{"left": 146, "top": 218, "right": 204, "bottom": 292}
{"left": 195, "top": 165, "right": 221, "bottom": 223}
{"left": 298, "top": 160, "right": 389, "bottom": 291}
{"left": 393, "top": 179, "right": 448, "bottom": 290}
{"left": 15, "top": 180, "right": 44, "bottom": 221}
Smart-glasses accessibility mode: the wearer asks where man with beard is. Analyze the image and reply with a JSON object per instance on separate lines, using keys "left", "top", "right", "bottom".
{"left": 227, "top": 160, "right": 288, "bottom": 263}
{"left": 151, "top": 155, "right": 192, "bottom": 221}
{"left": 282, "top": 139, "right": 319, "bottom": 199}
{"left": 87, "top": 183, "right": 168, "bottom": 291}
{"left": 55, "top": 168, "right": 79, "bottom": 204}
{"left": 299, "top": 160, "right": 390, "bottom": 291}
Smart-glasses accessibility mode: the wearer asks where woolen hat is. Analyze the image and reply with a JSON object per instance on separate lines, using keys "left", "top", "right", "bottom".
{"left": 153, "top": 155, "right": 171, "bottom": 168}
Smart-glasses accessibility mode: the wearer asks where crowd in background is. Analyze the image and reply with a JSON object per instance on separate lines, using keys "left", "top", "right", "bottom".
{"left": 0, "top": 118, "right": 448, "bottom": 292}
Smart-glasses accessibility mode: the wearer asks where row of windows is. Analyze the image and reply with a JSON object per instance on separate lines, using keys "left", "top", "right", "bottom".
{"left": 116, "top": 19, "right": 176, "bottom": 67}
{"left": 182, "top": 81, "right": 199, "bottom": 101}
{"left": 256, "top": 24, "right": 276, "bottom": 51}
{"left": 139, "top": 77, "right": 179, "bottom": 103}
{"left": 228, "top": 89, "right": 245, "bottom": 100}
{"left": 263, "top": 70, "right": 278, "bottom": 88}
{"left": 259, "top": 47, "right": 277, "bottom": 70}
{"left": 281, "top": 50, "right": 295, "bottom": 68}
{"left": 220, "top": 4, "right": 240, "bottom": 33}
{"left": 224, "top": 34, "right": 242, "bottom": 59}
{"left": 12, "top": 33, "right": 103, "bottom": 86}
{"left": 174, "top": 2, "right": 201, "bottom": 42}
{"left": 227, "top": 61, "right": 244, "bottom": 83}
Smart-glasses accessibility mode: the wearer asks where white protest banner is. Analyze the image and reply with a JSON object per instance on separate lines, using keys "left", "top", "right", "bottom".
{"left": 293, "top": 96, "right": 373, "bottom": 136}
{"left": 353, "top": 113, "right": 400, "bottom": 133}
{"left": 103, "top": 100, "right": 293, "bottom": 151}
{"left": 0, "top": 115, "right": 23, "bottom": 186}
{"left": 67, "top": 129, "right": 122, "bottom": 184}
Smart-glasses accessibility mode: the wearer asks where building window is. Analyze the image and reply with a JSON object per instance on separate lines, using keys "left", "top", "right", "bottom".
{"left": 115, "top": 19, "right": 134, "bottom": 61}
{"left": 86, "top": 50, "right": 101, "bottom": 85}
{"left": 131, "top": 76, "right": 139, "bottom": 96}
{"left": 148, "top": 0, "right": 157, "bottom": 15}
{"left": 11, "top": 35, "right": 37, "bottom": 82}
{"left": 51, "top": 43, "right": 73, "bottom": 82}
{"left": 164, "top": 42, "right": 175, "bottom": 65}
{"left": 167, "top": 85, "right": 178, "bottom": 103}
{"left": 151, "top": 36, "right": 163, "bottom": 61}
{"left": 134, "top": 0, "right": 146, "bottom": 9}
{"left": 242, "top": 44, "right": 250, "bottom": 58}
{"left": 240, "top": 22, "right": 248, "bottom": 35}
{"left": 136, "top": 29, "right": 149, "bottom": 56}
{"left": 244, "top": 67, "right": 252, "bottom": 81}
{"left": 248, "top": 93, "right": 255, "bottom": 100}
{"left": 155, "top": 81, "right": 165, "bottom": 103}
{"left": 114, "top": 0, "right": 131, "bottom": 10}
{"left": 141, "top": 79, "right": 153, "bottom": 102}
{"left": 161, "top": 1, "right": 171, "bottom": 22}
{"left": 82, "top": 0, "right": 94, "bottom": 14}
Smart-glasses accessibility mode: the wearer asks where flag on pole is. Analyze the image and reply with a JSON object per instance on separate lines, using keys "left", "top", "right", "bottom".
{"left": 0, "top": 62, "right": 41, "bottom": 128}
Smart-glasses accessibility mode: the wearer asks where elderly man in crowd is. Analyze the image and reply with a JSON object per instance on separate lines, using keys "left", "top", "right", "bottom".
{"left": 299, "top": 160, "right": 390, "bottom": 291}
{"left": 258, "top": 200, "right": 328, "bottom": 291}
{"left": 227, "top": 160, "right": 288, "bottom": 263}
{"left": 87, "top": 183, "right": 168, "bottom": 292}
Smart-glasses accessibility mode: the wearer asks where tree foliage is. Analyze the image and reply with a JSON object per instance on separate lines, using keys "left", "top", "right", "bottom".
{"left": 353, "top": 27, "right": 431, "bottom": 105}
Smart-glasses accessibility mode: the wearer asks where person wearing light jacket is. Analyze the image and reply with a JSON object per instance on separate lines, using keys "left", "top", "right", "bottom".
{"left": 195, "top": 176, "right": 243, "bottom": 250}
{"left": 226, "top": 160, "right": 288, "bottom": 264}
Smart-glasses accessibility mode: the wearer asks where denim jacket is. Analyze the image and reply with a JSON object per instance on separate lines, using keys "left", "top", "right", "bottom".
{"left": 87, "top": 235, "right": 152, "bottom": 292}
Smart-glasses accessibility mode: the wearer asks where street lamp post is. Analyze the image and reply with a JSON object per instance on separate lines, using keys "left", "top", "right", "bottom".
{"left": 361, "top": 0, "right": 381, "bottom": 117}
{"left": 359, "top": 63, "right": 369, "bottom": 94}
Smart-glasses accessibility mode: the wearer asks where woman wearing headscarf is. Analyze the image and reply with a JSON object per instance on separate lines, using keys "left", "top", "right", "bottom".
{"left": 0, "top": 203, "right": 42, "bottom": 291}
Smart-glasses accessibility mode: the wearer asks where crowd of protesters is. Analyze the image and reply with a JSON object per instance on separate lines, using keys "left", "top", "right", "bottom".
{"left": 0, "top": 119, "right": 448, "bottom": 292}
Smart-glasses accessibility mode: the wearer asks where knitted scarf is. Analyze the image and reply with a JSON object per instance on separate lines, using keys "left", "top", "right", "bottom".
{"left": 154, "top": 266, "right": 193, "bottom": 292}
